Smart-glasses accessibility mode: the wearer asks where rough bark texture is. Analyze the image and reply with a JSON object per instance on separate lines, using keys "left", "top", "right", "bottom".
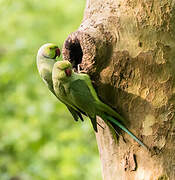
{"left": 62, "top": 0, "right": 175, "bottom": 179}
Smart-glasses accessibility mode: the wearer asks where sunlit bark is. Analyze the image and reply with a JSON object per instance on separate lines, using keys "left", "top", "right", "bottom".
{"left": 62, "top": 0, "right": 175, "bottom": 179}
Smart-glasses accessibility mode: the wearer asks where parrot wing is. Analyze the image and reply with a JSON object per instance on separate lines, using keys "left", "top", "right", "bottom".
{"left": 66, "top": 105, "right": 84, "bottom": 122}
{"left": 56, "top": 81, "right": 86, "bottom": 121}
{"left": 79, "top": 74, "right": 125, "bottom": 123}
{"left": 69, "top": 78, "right": 98, "bottom": 132}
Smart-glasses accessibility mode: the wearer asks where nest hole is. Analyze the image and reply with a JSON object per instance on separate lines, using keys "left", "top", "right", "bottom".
{"left": 65, "top": 38, "right": 83, "bottom": 70}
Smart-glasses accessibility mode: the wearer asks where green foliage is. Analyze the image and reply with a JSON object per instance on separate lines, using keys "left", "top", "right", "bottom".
{"left": 0, "top": 0, "right": 102, "bottom": 179}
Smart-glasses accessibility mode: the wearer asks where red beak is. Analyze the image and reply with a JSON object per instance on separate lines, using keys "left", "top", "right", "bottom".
{"left": 65, "top": 68, "right": 72, "bottom": 77}
{"left": 55, "top": 48, "right": 61, "bottom": 57}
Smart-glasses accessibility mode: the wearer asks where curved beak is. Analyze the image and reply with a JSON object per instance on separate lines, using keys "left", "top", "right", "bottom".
{"left": 55, "top": 48, "right": 61, "bottom": 57}
{"left": 65, "top": 68, "right": 72, "bottom": 77}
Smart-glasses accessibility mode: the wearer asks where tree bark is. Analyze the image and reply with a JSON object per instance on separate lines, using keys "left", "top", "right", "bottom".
{"left": 62, "top": 0, "right": 175, "bottom": 179}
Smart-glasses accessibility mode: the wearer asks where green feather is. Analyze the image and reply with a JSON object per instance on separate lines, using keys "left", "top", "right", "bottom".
{"left": 52, "top": 60, "right": 147, "bottom": 148}
{"left": 101, "top": 114, "right": 147, "bottom": 148}
{"left": 36, "top": 44, "right": 84, "bottom": 122}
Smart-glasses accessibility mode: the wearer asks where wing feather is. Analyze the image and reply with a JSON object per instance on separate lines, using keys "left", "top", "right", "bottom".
{"left": 69, "top": 79, "right": 97, "bottom": 131}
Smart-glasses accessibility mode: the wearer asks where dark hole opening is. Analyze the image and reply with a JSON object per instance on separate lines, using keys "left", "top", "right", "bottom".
{"left": 68, "top": 39, "right": 83, "bottom": 69}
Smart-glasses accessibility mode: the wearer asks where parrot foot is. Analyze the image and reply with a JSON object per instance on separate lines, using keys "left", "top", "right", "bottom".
{"left": 77, "top": 64, "right": 87, "bottom": 74}
{"left": 77, "top": 64, "right": 81, "bottom": 73}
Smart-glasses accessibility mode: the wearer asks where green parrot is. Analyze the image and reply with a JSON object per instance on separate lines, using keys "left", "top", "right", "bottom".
{"left": 52, "top": 60, "right": 147, "bottom": 148}
{"left": 36, "top": 43, "right": 84, "bottom": 122}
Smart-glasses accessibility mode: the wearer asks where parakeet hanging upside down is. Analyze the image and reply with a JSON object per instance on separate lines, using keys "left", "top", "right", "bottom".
{"left": 52, "top": 60, "right": 147, "bottom": 148}
{"left": 36, "top": 43, "right": 84, "bottom": 122}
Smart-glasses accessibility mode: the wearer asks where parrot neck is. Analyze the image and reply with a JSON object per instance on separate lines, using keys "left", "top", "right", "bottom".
{"left": 37, "top": 56, "right": 56, "bottom": 86}
{"left": 37, "top": 56, "right": 55, "bottom": 70}
{"left": 38, "top": 55, "right": 56, "bottom": 64}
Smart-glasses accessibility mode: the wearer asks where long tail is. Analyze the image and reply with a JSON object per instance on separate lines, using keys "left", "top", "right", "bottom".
{"left": 97, "top": 101, "right": 126, "bottom": 124}
{"left": 101, "top": 114, "right": 147, "bottom": 149}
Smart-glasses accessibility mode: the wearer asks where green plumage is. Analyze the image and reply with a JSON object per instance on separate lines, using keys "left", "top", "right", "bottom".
{"left": 36, "top": 43, "right": 84, "bottom": 122}
{"left": 52, "top": 60, "right": 147, "bottom": 148}
{"left": 37, "top": 43, "right": 147, "bottom": 148}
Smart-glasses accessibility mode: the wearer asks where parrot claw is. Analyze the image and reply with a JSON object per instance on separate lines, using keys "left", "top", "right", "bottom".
{"left": 77, "top": 64, "right": 81, "bottom": 73}
{"left": 77, "top": 64, "right": 87, "bottom": 74}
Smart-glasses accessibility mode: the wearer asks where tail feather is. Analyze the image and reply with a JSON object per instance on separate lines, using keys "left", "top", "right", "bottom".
{"left": 77, "top": 112, "right": 84, "bottom": 122}
{"left": 101, "top": 114, "right": 147, "bottom": 149}
{"left": 98, "top": 102, "right": 125, "bottom": 123}
{"left": 89, "top": 116, "right": 98, "bottom": 132}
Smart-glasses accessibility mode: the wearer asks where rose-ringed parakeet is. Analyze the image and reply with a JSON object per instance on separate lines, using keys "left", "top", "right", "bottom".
{"left": 52, "top": 60, "right": 147, "bottom": 148}
{"left": 36, "top": 43, "right": 84, "bottom": 122}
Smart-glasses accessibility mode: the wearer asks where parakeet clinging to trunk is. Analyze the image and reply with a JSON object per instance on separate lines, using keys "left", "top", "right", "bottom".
{"left": 36, "top": 43, "right": 84, "bottom": 122}
{"left": 52, "top": 60, "right": 147, "bottom": 148}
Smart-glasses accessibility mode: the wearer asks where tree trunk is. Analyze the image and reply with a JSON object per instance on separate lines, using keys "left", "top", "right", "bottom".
{"left": 62, "top": 0, "right": 175, "bottom": 179}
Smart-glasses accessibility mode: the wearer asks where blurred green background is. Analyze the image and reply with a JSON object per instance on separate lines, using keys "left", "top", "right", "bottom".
{"left": 0, "top": 0, "right": 102, "bottom": 179}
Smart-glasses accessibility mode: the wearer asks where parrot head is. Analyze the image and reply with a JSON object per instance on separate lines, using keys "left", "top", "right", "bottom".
{"left": 37, "top": 43, "right": 61, "bottom": 88}
{"left": 53, "top": 60, "right": 72, "bottom": 81}
{"left": 37, "top": 43, "right": 60, "bottom": 59}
